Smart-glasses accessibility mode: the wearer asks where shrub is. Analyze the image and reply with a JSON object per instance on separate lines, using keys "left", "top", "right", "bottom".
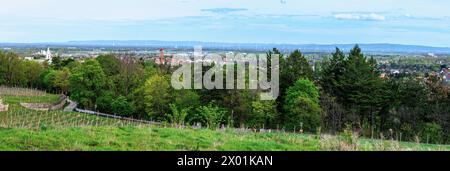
{"left": 340, "top": 124, "right": 358, "bottom": 146}
{"left": 194, "top": 103, "right": 227, "bottom": 129}
{"left": 249, "top": 100, "right": 277, "bottom": 128}
{"left": 96, "top": 91, "right": 114, "bottom": 113}
{"left": 111, "top": 96, "right": 134, "bottom": 116}
{"left": 420, "top": 123, "right": 443, "bottom": 144}
{"left": 167, "top": 104, "right": 190, "bottom": 126}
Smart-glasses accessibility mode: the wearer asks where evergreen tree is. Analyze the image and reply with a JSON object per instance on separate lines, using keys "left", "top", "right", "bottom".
{"left": 320, "top": 45, "right": 386, "bottom": 133}
{"left": 320, "top": 47, "right": 346, "bottom": 97}
{"left": 281, "top": 50, "right": 313, "bottom": 92}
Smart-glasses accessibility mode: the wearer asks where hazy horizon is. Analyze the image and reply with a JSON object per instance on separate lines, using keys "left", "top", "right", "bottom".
{"left": 3, "top": 40, "right": 450, "bottom": 49}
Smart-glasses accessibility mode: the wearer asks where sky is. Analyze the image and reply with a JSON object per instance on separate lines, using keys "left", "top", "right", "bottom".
{"left": 1, "top": 0, "right": 450, "bottom": 47}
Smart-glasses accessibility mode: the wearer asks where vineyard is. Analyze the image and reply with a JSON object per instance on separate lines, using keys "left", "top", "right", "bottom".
{"left": 0, "top": 87, "right": 149, "bottom": 129}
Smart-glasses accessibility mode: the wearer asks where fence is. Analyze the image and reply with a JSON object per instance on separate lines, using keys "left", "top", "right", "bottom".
{"left": 74, "top": 108, "right": 162, "bottom": 126}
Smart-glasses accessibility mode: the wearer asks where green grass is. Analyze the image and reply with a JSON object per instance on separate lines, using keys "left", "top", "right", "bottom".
{"left": 2, "top": 94, "right": 60, "bottom": 104}
{"left": 0, "top": 126, "right": 449, "bottom": 151}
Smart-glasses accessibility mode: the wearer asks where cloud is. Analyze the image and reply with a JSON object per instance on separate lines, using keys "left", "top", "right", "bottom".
{"left": 201, "top": 8, "right": 248, "bottom": 14}
{"left": 333, "top": 13, "right": 386, "bottom": 21}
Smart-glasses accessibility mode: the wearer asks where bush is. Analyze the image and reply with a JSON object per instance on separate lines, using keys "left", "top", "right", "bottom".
{"left": 420, "top": 123, "right": 443, "bottom": 144}
{"left": 96, "top": 91, "right": 115, "bottom": 113}
{"left": 111, "top": 96, "right": 134, "bottom": 116}
{"left": 340, "top": 125, "right": 358, "bottom": 146}
{"left": 249, "top": 100, "right": 277, "bottom": 128}
{"left": 194, "top": 103, "right": 228, "bottom": 129}
{"left": 166, "top": 104, "right": 190, "bottom": 126}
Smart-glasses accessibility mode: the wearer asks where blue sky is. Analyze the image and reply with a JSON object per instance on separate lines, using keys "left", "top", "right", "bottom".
{"left": 1, "top": 0, "right": 450, "bottom": 47}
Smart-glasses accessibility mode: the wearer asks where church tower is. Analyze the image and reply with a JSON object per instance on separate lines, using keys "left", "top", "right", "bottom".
{"left": 45, "top": 47, "right": 53, "bottom": 63}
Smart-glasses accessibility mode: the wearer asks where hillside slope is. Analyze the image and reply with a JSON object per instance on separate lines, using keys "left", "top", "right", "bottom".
{"left": 1, "top": 126, "right": 449, "bottom": 151}
{"left": 1, "top": 88, "right": 449, "bottom": 151}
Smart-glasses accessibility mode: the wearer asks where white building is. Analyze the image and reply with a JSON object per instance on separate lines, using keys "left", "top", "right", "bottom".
{"left": 30, "top": 47, "right": 54, "bottom": 64}
{"left": 37, "top": 47, "right": 53, "bottom": 63}
{"left": 44, "top": 47, "right": 53, "bottom": 63}
{"left": 24, "top": 57, "right": 34, "bottom": 60}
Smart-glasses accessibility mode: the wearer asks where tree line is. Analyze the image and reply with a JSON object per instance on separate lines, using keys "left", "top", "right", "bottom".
{"left": 1, "top": 45, "right": 449, "bottom": 144}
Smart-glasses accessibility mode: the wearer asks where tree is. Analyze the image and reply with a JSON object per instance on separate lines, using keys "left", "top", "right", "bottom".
{"left": 22, "top": 60, "right": 45, "bottom": 87}
{"left": 167, "top": 104, "right": 190, "bottom": 126}
{"left": 320, "top": 45, "right": 386, "bottom": 133}
{"left": 420, "top": 123, "right": 443, "bottom": 144}
{"left": 39, "top": 66, "right": 70, "bottom": 93}
{"left": 129, "top": 63, "right": 158, "bottom": 119}
{"left": 69, "top": 59, "right": 108, "bottom": 109}
{"left": 111, "top": 95, "right": 134, "bottom": 116}
{"left": 143, "top": 74, "right": 172, "bottom": 119}
{"left": 96, "top": 91, "right": 115, "bottom": 114}
{"left": 42, "top": 69, "right": 58, "bottom": 91}
{"left": 320, "top": 92, "right": 345, "bottom": 133}
{"left": 249, "top": 100, "right": 278, "bottom": 128}
{"left": 0, "top": 51, "right": 25, "bottom": 86}
{"left": 97, "top": 54, "right": 146, "bottom": 96}
{"left": 221, "top": 89, "right": 255, "bottom": 127}
{"left": 117, "top": 55, "right": 145, "bottom": 96}
{"left": 197, "top": 64, "right": 257, "bottom": 127}
{"left": 173, "top": 90, "right": 200, "bottom": 110}
{"left": 337, "top": 45, "right": 385, "bottom": 132}
{"left": 195, "top": 103, "right": 228, "bottom": 129}
{"left": 62, "top": 58, "right": 79, "bottom": 70}
{"left": 61, "top": 58, "right": 75, "bottom": 67}
{"left": 320, "top": 47, "right": 346, "bottom": 96}
{"left": 53, "top": 67, "right": 71, "bottom": 94}
{"left": 388, "top": 77, "right": 428, "bottom": 130}
{"left": 281, "top": 50, "right": 313, "bottom": 91}
{"left": 266, "top": 48, "right": 284, "bottom": 81}
{"left": 51, "top": 56, "right": 62, "bottom": 70}
{"left": 276, "top": 49, "right": 314, "bottom": 129}
{"left": 266, "top": 49, "right": 313, "bottom": 100}
{"left": 284, "top": 79, "right": 322, "bottom": 132}
{"left": 96, "top": 54, "right": 121, "bottom": 76}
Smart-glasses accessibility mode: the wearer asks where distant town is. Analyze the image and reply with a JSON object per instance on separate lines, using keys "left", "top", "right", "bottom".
{"left": 2, "top": 41, "right": 449, "bottom": 84}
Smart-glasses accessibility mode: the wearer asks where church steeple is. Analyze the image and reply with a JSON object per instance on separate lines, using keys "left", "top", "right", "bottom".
{"left": 46, "top": 47, "right": 52, "bottom": 63}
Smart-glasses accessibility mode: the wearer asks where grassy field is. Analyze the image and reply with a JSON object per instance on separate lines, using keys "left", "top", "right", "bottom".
{"left": 1, "top": 88, "right": 450, "bottom": 151}
{"left": 0, "top": 126, "right": 449, "bottom": 151}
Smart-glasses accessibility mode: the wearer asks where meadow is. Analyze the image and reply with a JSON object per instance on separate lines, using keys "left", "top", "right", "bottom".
{"left": 1, "top": 126, "right": 450, "bottom": 151}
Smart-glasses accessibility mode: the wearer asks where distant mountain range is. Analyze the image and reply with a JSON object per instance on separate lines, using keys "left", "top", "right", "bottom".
{"left": 2, "top": 40, "right": 450, "bottom": 54}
